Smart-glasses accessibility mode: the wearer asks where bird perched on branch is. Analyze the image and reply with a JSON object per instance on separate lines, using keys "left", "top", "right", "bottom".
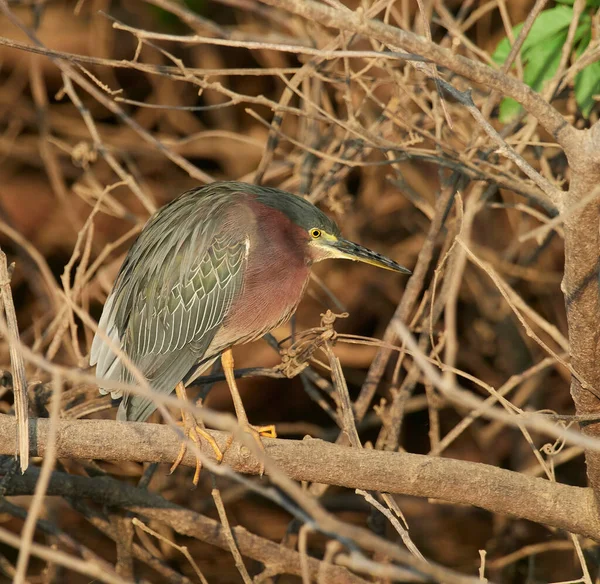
{"left": 91, "top": 181, "right": 410, "bottom": 484}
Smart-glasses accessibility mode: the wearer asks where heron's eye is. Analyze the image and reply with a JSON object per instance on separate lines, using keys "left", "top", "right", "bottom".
{"left": 310, "top": 228, "right": 322, "bottom": 239}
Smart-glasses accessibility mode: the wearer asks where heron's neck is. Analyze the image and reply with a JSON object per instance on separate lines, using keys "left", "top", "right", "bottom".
{"left": 214, "top": 203, "right": 311, "bottom": 345}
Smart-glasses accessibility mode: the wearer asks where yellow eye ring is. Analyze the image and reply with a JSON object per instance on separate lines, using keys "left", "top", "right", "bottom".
{"left": 310, "top": 228, "right": 322, "bottom": 239}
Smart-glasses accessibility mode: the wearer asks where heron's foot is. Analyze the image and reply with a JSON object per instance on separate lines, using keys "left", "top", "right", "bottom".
{"left": 225, "top": 423, "right": 277, "bottom": 476}
{"left": 252, "top": 424, "right": 277, "bottom": 439}
{"left": 170, "top": 416, "right": 223, "bottom": 487}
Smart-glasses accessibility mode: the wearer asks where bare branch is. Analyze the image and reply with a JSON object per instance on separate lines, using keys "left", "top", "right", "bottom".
{"left": 1, "top": 414, "right": 600, "bottom": 541}
{"left": 257, "top": 0, "right": 579, "bottom": 153}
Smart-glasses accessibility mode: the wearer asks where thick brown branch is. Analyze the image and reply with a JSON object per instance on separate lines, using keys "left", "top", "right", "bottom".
{"left": 561, "top": 132, "right": 600, "bottom": 501}
{"left": 1, "top": 414, "right": 599, "bottom": 541}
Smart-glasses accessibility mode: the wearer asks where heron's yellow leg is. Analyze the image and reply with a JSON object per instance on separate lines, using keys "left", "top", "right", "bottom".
{"left": 169, "top": 381, "right": 223, "bottom": 486}
{"left": 221, "top": 349, "right": 276, "bottom": 474}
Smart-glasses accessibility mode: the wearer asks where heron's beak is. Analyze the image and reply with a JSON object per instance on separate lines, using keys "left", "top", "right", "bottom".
{"left": 329, "top": 238, "right": 411, "bottom": 274}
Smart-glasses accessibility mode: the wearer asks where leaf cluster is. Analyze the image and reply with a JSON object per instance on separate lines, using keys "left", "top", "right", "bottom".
{"left": 493, "top": 1, "right": 600, "bottom": 120}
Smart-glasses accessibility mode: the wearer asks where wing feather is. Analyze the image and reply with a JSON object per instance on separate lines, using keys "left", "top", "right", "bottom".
{"left": 92, "top": 188, "right": 252, "bottom": 422}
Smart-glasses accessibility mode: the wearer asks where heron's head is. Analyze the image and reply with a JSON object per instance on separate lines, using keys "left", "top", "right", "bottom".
{"left": 254, "top": 186, "right": 411, "bottom": 274}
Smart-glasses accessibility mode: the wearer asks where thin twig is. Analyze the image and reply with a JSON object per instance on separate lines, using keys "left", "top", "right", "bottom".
{"left": 0, "top": 248, "right": 28, "bottom": 473}
{"left": 356, "top": 489, "right": 425, "bottom": 561}
{"left": 0, "top": 526, "right": 131, "bottom": 584}
{"left": 211, "top": 488, "right": 253, "bottom": 584}
{"left": 14, "top": 374, "right": 63, "bottom": 583}
{"left": 131, "top": 518, "right": 209, "bottom": 584}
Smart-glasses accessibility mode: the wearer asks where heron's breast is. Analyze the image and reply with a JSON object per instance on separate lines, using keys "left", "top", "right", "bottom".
{"left": 211, "top": 203, "right": 311, "bottom": 348}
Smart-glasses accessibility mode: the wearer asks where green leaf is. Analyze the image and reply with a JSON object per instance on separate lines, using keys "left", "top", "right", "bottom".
{"left": 555, "top": 0, "right": 600, "bottom": 7}
{"left": 493, "top": 23, "right": 524, "bottom": 65}
{"left": 492, "top": 6, "right": 574, "bottom": 66}
{"left": 522, "top": 31, "right": 567, "bottom": 90}
{"left": 492, "top": 6, "right": 593, "bottom": 123}
{"left": 497, "top": 31, "right": 567, "bottom": 122}
{"left": 574, "top": 30, "right": 600, "bottom": 117}
{"left": 575, "top": 61, "right": 600, "bottom": 117}
{"left": 498, "top": 98, "right": 522, "bottom": 123}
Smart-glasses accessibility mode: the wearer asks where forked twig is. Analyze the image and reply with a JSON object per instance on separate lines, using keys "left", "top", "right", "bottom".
{"left": 132, "top": 518, "right": 209, "bottom": 584}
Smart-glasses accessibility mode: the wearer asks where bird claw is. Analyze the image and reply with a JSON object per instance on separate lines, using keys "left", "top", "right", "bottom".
{"left": 253, "top": 424, "right": 277, "bottom": 439}
{"left": 170, "top": 417, "right": 223, "bottom": 487}
{"left": 224, "top": 423, "right": 277, "bottom": 476}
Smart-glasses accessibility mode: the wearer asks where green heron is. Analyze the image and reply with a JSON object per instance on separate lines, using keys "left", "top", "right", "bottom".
{"left": 91, "top": 181, "right": 410, "bottom": 483}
